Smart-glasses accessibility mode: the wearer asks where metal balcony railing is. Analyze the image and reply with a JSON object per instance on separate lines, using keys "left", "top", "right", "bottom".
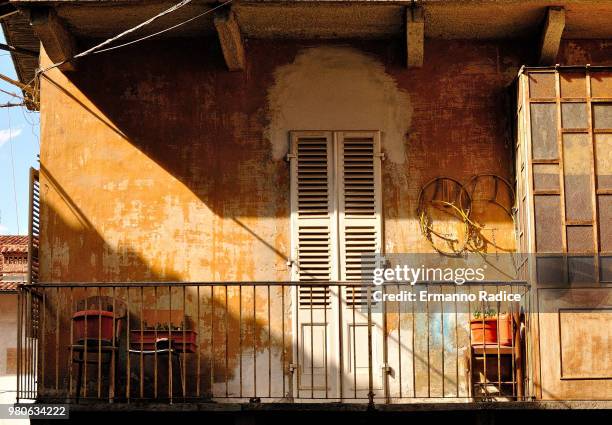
{"left": 17, "top": 281, "right": 532, "bottom": 404}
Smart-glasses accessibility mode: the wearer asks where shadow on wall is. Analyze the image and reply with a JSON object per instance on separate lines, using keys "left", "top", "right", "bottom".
{"left": 37, "top": 170, "right": 291, "bottom": 399}
{"left": 37, "top": 169, "right": 460, "bottom": 401}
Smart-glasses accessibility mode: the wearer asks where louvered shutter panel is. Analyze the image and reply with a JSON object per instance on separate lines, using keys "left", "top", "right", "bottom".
{"left": 290, "top": 132, "right": 336, "bottom": 308}
{"left": 337, "top": 132, "right": 382, "bottom": 306}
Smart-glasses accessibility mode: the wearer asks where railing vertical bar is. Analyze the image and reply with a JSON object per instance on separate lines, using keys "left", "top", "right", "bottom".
{"left": 253, "top": 284, "right": 257, "bottom": 399}
{"left": 83, "top": 289, "right": 89, "bottom": 399}
{"left": 323, "top": 285, "right": 328, "bottom": 400}
{"left": 29, "top": 291, "right": 33, "bottom": 398}
{"left": 140, "top": 286, "right": 144, "bottom": 399}
{"left": 426, "top": 287, "right": 430, "bottom": 398}
{"left": 411, "top": 284, "right": 416, "bottom": 398}
{"left": 382, "top": 282, "right": 389, "bottom": 403}
{"left": 25, "top": 290, "right": 29, "bottom": 398}
{"left": 397, "top": 283, "right": 402, "bottom": 399}
{"left": 168, "top": 286, "right": 173, "bottom": 403}
{"left": 510, "top": 284, "right": 516, "bottom": 399}
{"left": 182, "top": 285, "right": 186, "bottom": 399}
{"left": 154, "top": 286, "right": 158, "bottom": 400}
{"left": 239, "top": 285, "right": 242, "bottom": 399}
{"left": 337, "top": 284, "right": 343, "bottom": 401}
{"left": 196, "top": 285, "right": 201, "bottom": 398}
{"left": 294, "top": 283, "right": 300, "bottom": 399}
{"left": 310, "top": 286, "right": 314, "bottom": 399}
{"left": 497, "top": 288, "right": 502, "bottom": 398}
{"left": 468, "top": 286, "right": 473, "bottom": 398}
{"left": 268, "top": 283, "right": 272, "bottom": 399}
{"left": 68, "top": 288, "right": 73, "bottom": 398}
{"left": 55, "top": 287, "right": 60, "bottom": 393}
{"left": 281, "top": 284, "right": 285, "bottom": 398}
{"left": 367, "top": 284, "right": 373, "bottom": 405}
{"left": 41, "top": 290, "right": 46, "bottom": 395}
{"left": 440, "top": 284, "right": 445, "bottom": 398}
{"left": 97, "top": 286, "right": 102, "bottom": 399}
{"left": 481, "top": 283, "right": 486, "bottom": 399}
{"left": 126, "top": 287, "right": 131, "bottom": 402}
{"left": 352, "top": 285, "right": 357, "bottom": 399}
{"left": 455, "top": 285, "right": 459, "bottom": 398}
{"left": 16, "top": 280, "right": 21, "bottom": 402}
{"left": 225, "top": 285, "right": 229, "bottom": 398}
{"left": 110, "top": 286, "right": 116, "bottom": 402}
{"left": 209, "top": 285, "right": 214, "bottom": 398}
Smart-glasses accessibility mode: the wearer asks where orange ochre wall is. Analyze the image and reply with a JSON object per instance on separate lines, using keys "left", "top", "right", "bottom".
{"left": 36, "top": 38, "right": 612, "bottom": 399}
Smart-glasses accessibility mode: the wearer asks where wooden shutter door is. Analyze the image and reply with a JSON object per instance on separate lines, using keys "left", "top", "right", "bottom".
{"left": 289, "top": 131, "right": 340, "bottom": 397}
{"left": 336, "top": 131, "right": 384, "bottom": 396}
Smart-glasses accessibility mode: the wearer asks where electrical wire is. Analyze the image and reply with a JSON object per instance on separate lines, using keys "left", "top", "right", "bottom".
{"left": 37, "top": 0, "right": 232, "bottom": 75}
{"left": 7, "top": 107, "right": 20, "bottom": 234}
{"left": 93, "top": 0, "right": 233, "bottom": 55}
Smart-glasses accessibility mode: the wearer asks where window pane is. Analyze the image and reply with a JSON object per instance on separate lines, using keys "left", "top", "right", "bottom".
{"left": 533, "top": 163, "right": 559, "bottom": 191}
{"left": 595, "top": 134, "right": 612, "bottom": 190}
{"left": 568, "top": 256, "right": 596, "bottom": 285}
{"left": 531, "top": 103, "right": 558, "bottom": 160}
{"left": 563, "top": 133, "right": 593, "bottom": 221}
{"left": 567, "top": 226, "right": 593, "bottom": 253}
{"left": 561, "top": 103, "right": 587, "bottom": 129}
{"left": 535, "top": 195, "right": 562, "bottom": 252}
{"left": 599, "top": 195, "right": 612, "bottom": 252}
{"left": 560, "top": 72, "right": 586, "bottom": 98}
{"left": 529, "top": 73, "right": 556, "bottom": 98}
{"left": 593, "top": 103, "right": 612, "bottom": 129}
{"left": 590, "top": 72, "right": 612, "bottom": 98}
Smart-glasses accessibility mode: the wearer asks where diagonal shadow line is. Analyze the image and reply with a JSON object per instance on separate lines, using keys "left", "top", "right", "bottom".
{"left": 41, "top": 74, "right": 128, "bottom": 141}
{"left": 39, "top": 164, "right": 95, "bottom": 231}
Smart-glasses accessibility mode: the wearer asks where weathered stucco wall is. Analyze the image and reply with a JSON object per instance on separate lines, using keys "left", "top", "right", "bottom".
{"left": 39, "top": 38, "right": 529, "bottom": 283}
{"left": 36, "top": 37, "right": 612, "bottom": 400}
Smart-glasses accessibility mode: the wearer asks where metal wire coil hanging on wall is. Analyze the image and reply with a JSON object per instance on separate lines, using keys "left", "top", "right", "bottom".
{"left": 417, "top": 175, "right": 516, "bottom": 258}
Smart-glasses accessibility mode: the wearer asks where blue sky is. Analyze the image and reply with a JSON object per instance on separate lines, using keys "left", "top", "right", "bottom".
{"left": 0, "top": 32, "right": 39, "bottom": 236}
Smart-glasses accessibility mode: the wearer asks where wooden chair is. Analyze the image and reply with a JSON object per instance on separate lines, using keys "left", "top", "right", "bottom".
{"left": 70, "top": 296, "right": 125, "bottom": 402}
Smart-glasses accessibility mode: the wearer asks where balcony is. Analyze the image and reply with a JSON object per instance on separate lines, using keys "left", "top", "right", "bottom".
{"left": 16, "top": 281, "right": 532, "bottom": 406}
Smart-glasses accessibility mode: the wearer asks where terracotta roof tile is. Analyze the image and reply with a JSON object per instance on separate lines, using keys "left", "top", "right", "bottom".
{"left": 0, "top": 236, "right": 28, "bottom": 253}
{"left": 0, "top": 236, "right": 28, "bottom": 245}
{"left": 0, "top": 281, "right": 20, "bottom": 291}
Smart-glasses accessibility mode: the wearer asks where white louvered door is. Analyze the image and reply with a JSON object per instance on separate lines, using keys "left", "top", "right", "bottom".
{"left": 290, "top": 131, "right": 383, "bottom": 401}
{"left": 337, "top": 132, "right": 384, "bottom": 398}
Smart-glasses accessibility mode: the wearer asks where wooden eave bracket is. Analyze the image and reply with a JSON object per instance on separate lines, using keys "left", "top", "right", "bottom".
{"left": 214, "top": 7, "right": 245, "bottom": 72}
{"left": 29, "top": 7, "right": 77, "bottom": 71}
{"left": 406, "top": 6, "right": 424, "bottom": 68}
{"left": 538, "top": 7, "right": 565, "bottom": 66}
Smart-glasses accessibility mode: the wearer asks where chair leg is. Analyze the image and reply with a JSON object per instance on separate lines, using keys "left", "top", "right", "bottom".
{"left": 75, "top": 352, "right": 83, "bottom": 403}
{"left": 108, "top": 351, "right": 115, "bottom": 403}
{"left": 178, "top": 353, "right": 184, "bottom": 399}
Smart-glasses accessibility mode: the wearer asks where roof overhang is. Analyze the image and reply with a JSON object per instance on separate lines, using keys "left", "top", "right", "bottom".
{"left": 2, "top": 1, "right": 612, "bottom": 85}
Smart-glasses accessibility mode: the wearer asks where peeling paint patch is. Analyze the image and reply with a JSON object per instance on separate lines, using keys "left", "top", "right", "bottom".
{"left": 266, "top": 46, "right": 412, "bottom": 163}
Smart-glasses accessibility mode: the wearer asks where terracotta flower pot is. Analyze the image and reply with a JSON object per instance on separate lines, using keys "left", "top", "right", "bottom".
{"left": 470, "top": 317, "right": 498, "bottom": 344}
{"left": 497, "top": 313, "right": 513, "bottom": 346}
{"left": 72, "top": 310, "right": 115, "bottom": 344}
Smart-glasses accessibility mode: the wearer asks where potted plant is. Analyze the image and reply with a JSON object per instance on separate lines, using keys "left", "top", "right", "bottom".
{"left": 470, "top": 308, "right": 498, "bottom": 344}
{"left": 470, "top": 308, "right": 514, "bottom": 346}
{"left": 497, "top": 311, "right": 513, "bottom": 346}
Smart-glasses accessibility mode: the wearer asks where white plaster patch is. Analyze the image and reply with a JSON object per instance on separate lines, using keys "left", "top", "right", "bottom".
{"left": 266, "top": 46, "right": 412, "bottom": 163}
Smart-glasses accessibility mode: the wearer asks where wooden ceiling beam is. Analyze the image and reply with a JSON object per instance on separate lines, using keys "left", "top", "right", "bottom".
{"left": 214, "top": 8, "right": 245, "bottom": 72}
{"left": 538, "top": 6, "right": 565, "bottom": 66}
{"left": 29, "top": 7, "right": 76, "bottom": 71}
{"left": 406, "top": 6, "right": 424, "bottom": 68}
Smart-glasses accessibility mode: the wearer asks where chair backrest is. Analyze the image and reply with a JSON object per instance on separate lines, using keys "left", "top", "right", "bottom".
{"left": 73, "top": 295, "right": 126, "bottom": 345}
{"left": 75, "top": 295, "right": 127, "bottom": 317}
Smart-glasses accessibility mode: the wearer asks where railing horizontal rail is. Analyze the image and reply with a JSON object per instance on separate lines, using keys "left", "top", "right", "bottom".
{"left": 24, "top": 280, "right": 530, "bottom": 288}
